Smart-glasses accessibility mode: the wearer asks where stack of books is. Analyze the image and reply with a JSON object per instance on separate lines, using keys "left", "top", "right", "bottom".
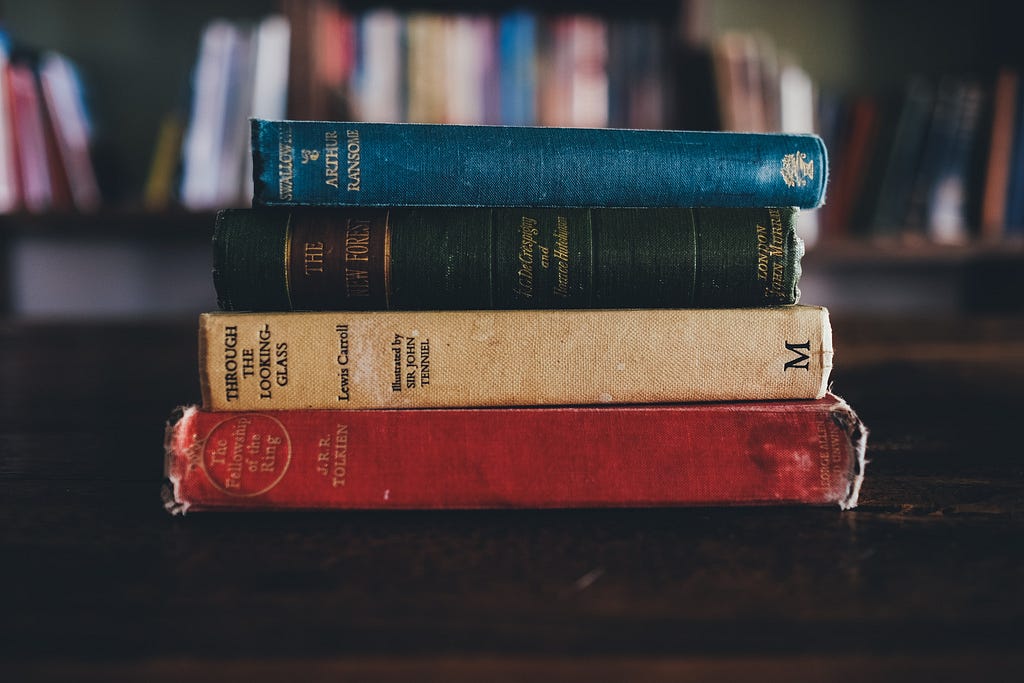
{"left": 163, "top": 120, "right": 866, "bottom": 514}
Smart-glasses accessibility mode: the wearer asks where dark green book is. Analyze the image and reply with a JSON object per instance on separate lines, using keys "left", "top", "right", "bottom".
{"left": 213, "top": 206, "right": 803, "bottom": 311}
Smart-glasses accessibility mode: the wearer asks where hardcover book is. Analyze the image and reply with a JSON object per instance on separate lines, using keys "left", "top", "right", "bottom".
{"left": 498, "top": 10, "right": 537, "bottom": 126}
{"left": 164, "top": 394, "right": 867, "bottom": 513}
{"left": 869, "top": 77, "right": 934, "bottom": 234}
{"left": 212, "top": 206, "right": 804, "bottom": 311}
{"left": 38, "top": 52, "right": 101, "bottom": 212}
{"left": 350, "top": 9, "right": 404, "bottom": 123}
{"left": 7, "top": 58, "right": 53, "bottom": 213}
{"left": 198, "top": 306, "right": 832, "bottom": 411}
{"left": 179, "top": 19, "right": 244, "bottom": 210}
{"left": 0, "top": 34, "right": 18, "bottom": 212}
{"left": 250, "top": 119, "right": 828, "bottom": 209}
{"left": 981, "top": 68, "right": 1019, "bottom": 238}
{"left": 180, "top": 16, "right": 290, "bottom": 210}
{"left": 1003, "top": 72, "right": 1024, "bottom": 235}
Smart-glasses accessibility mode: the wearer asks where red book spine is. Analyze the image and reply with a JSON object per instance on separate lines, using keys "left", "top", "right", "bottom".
{"left": 164, "top": 395, "right": 867, "bottom": 513}
{"left": 7, "top": 62, "right": 52, "bottom": 213}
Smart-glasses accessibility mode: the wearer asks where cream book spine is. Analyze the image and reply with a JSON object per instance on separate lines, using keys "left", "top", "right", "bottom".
{"left": 199, "top": 306, "right": 833, "bottom": 410}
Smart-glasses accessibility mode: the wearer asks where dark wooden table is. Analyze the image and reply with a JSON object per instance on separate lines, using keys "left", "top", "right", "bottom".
{"left": 2, "top": 314, "right": 1022, "bottom": 681}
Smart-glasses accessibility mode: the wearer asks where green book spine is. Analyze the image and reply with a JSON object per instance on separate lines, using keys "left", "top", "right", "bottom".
{"left": 213, "top": 206, "right": 803, "bottom": 311}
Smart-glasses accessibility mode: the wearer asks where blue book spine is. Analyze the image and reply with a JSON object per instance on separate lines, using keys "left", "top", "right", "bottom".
{"left": 1004, "top": 78, "right": 1024, "bottom": 234}
{"left": 252, "top": 119, "right": 829, "bottom": 208}
{"left": 499, "top": 11, "right": 536, "bottom": 126}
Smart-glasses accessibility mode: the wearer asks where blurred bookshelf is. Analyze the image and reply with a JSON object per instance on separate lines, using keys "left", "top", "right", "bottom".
{"left": 0, "top": 0, "right": 1022, "bottom": 317}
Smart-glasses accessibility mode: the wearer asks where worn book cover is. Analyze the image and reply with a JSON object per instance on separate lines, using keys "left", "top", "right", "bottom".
{"left": 250, "top": 119, "right": 828, "bottom": 209}
{"left": 198, "top": 306, "right": 832, "bottom": 411}
{"left": 164, "top": 394, "right": 867, "bottom": 513}
{"left": 213, "top": 206, "right": 804, "bottom": 311}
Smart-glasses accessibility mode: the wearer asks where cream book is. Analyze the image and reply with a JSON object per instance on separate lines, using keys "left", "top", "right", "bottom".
{"left": 199, "top": 307, "right": 832, "bottom": 410}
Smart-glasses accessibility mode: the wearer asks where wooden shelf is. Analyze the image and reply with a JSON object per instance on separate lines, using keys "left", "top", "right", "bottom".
{"left": 797, "top": 238, "right": 1024, "bottom": 314}
{"left": 804, "top": 238, "right": 1024, "bottom": 267}
{"left": 0, "top": 210, "right": 217, "bottom": 241}
{"left": 3, "top": 314, "right": 1023, "bottom": 677}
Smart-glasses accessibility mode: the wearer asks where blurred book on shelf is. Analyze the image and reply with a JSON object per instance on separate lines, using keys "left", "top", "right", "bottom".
{"left": 283, "top": 0, "right": 353, "bottom": 122}
{"left": 38, "top": 52, "right": 102, "bottom": 213}
{"left": 1002, "top": 67, "right": 1024, "bottom": 240}
{"left": 350, "top": 8, "right": 404, "bottom": 123}
{"left": 819, "top": 96, "right": 880, "bottom": 243}
{"left": 178, "top": 15, "right": 290, "bottom": 211}
{"left": 980, "top": 68, "right": 1018, "bottom": 240}
{"left": 817, "top": 71, "right": 1011, "bottom": 247}
{"left": 0, "top": 37, "right": 17, "bottom": 214}
{"left": 298, "top": 6, "right": 675, "bottom": 130}
{"left": 6, "top": 54, "right": 52, "bottom": 213}
{"left": 498, "top": 11, "right": 538, "bottom": 127}
{"left": 0, "top": 31, "right": 100, "bottom": 215}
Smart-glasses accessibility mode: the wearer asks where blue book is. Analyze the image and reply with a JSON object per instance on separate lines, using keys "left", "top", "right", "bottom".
{"left": 251, "top": 119, "right": 828, "bottom": 209}
{"left": 498, "top": 11, "right": 537, "bottom": 126}
{"left": 1004, "top": 76, "right": 1024, "bottom": 235}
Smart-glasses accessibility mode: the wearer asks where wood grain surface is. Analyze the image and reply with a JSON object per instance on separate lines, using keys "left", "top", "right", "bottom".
{"left": 1, "top": 315, "right": 1021, "bottom": 679}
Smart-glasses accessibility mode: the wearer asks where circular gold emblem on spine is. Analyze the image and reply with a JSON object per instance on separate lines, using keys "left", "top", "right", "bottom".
{"left": 200, "top": 414, "right": 292, "bottom": 497}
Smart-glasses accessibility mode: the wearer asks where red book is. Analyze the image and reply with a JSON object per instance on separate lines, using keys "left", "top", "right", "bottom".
{"left": 38, "top": 52, "right": 102, "bottom": 212}
{"left": 164, "top": 394, "right": 867, "bottom": 514}
{"left": 7, "top": 61, "right": 52, "bottom": 213}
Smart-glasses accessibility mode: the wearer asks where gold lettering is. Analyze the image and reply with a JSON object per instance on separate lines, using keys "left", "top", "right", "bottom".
{"left": 316, "top": 435, "right": 331, "bottom": 477}
{"left": 552, "top": 215, "right": 570, "bottom": 297}
{"left": 277, "top": 125, "right": 293, "bottom": 200}
{"left": 769, "top": 208, "right": 786, "bottom": 257}
{"left": 768, "top": 262, "right": 786, "bottom": 299}
{"left": 224, "top": 417, "right": 251, "bottom": 489}
{"left": 515, "top": 216, "right": 539, "bottom": 298}
{"left": 332, "top": 424, "right": 349, "bottom": 487}
{"left": 755, "top": 224, "right": 769, "bottom": 281}
{"left": 345, "top": 219, "right": 371, "bottom": 262}
{"left": 304, "top": 241, "right": 325, "bottom": 275}
{"left": 346, "top": 129, "right": 361, "bottom": 191}
{"left": 324, "top": 130, "right": 340, "bottom": 188}
{"left": 208, "top": 438, "right": 228, "bottom": 467}
{"left": 345, "top": 268, "right": 370, "bottom": 297}
{"left": 763, "top": 209, "right": 788, "bottom": 299}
